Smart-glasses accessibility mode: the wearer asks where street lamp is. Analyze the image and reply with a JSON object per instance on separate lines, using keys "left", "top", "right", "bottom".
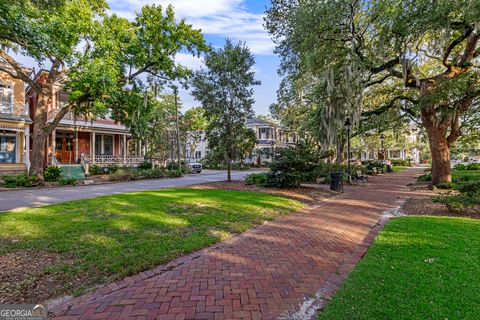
{"left": 344, "top": 117, "right": 352, "bottom": 183}
{"left": 379, "top": 133, "right": 385, "bottom": 160}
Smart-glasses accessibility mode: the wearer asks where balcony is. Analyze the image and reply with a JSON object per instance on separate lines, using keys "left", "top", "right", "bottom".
{"left": 48, "top": 109, "right": 127, "bottom": 131}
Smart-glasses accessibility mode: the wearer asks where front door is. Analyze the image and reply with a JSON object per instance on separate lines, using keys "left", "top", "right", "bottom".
{"left": 55, "top": 135, "right": 74, "bottom": 163}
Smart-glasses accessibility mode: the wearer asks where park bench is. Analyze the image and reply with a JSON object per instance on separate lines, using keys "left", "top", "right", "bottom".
{"left": 354, "top": 170, "right": 368, "bottom": 184}
{"left": 372, "top": 166, "right": 385, "bottom": 175}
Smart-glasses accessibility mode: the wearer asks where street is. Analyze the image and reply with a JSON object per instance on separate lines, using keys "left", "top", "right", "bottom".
{"left": 0, "top": 170, "right": 254, "bottom": 212}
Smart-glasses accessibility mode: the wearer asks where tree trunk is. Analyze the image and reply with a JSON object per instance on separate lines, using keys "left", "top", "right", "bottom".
{"left": 29, "top": 89, "right": 51, "bottom": 183}
{"left": 227, "top": 158, "right": 232, "bottom": 182}
{"left": 427, "top": 129, "right": 452, "bottom": 185}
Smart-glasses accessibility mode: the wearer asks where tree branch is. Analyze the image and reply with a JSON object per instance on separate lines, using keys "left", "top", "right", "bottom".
{"left": 362, "top": 95, "right": 417, "bottom": 117}
{"left": 443, "top": 25, "right": 473, "bottom": 68}
{"left": 0, "top": 49, "right": 41, "bottom": 92}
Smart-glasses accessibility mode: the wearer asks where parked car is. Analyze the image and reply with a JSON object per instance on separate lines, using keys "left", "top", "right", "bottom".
{"left": 189, "top": 162, "right": 202, "bottom": 173}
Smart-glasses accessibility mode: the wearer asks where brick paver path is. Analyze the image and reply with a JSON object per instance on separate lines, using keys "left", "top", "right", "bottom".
{"left": 51, "top": 169, "right": 421, "bottom": 320}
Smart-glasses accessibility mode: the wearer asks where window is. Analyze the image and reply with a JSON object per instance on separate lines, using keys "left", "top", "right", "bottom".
{"left": 0, "top": 135, "right": 16, "bottom": 163}
{"left": 94, "top": 134, "right": 114, "bottom": 155}
{"left": 195, "top": 151, "right": 202, "bottom": 159}
{"left": 103, "top": 135, "right": 113, "bottom": 155}
{"left": 0, "top": 83, "right": 13, "bottom": 114}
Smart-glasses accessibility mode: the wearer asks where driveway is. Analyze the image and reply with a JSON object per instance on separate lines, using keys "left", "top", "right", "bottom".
{"left": 0, "top": 170, "right": 254, "bottom": 212}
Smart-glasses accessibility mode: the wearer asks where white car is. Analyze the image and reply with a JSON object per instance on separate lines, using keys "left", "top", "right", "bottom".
{"left": 189, "top": 162, "right": 202, "bottom": 173}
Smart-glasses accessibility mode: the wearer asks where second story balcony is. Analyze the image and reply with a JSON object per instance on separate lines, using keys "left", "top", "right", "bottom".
{"left": 47, "top": 109, "right": 128, "bottom": 131}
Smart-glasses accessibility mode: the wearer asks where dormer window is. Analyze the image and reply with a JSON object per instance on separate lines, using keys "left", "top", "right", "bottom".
{"left": 0, "top": 83, "right": 13, "bottom": 114}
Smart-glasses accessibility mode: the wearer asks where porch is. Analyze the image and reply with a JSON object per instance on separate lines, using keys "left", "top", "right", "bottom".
{"left": 0, "top": 122, "right": 30, "bottom": 174}
{"left": 48, "top": 129, "right": 145, "bottom": 174}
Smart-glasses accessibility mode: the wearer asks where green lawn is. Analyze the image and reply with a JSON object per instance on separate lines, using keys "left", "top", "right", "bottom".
{"left": 452, "top": 169, "right": 480, "bottom": 183}
{"left": 392, "top": 166, "right": 409, "bottom": 172}
{"left": 319, "top": 216, "right": 480, "bottom": 320}
{"left": 0, "top": 188, "right": 303, "bottom": 298}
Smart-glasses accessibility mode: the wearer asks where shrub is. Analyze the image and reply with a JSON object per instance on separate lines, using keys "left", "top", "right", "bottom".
{"left": 138, "top": 161, "right": 152, "bottom": 170}
{"left": 166, "top": 170, "right": 182, "bottom": 178}
{"left": 454, "top": 163, "right": 467, "bottom": 170}
{"left": 436, "top": 182, "right": 456, "bottom": 190}
{"left": 108, "top": 169, "right": 135, "bottom": 181}
{"left": 89, "top": 165, "right": 104, "bottom": 175}
{"left": 107, "top": 164, "right": 120, "bottom": 173}
{"left": 417, "top": 173, "right": 432, "bottom": 182}
{"left": 391, "top": 159, "right": 411, "bottom": 167}
{"left": 232, "top": 162, "right": 252, "bottom": 170}
{"left": 44, "top": 166, "right": 62, "bottom": 182}
{"left": 266, "top": 142, "right": 325, "bottom": 188}
{"left": 245, "top": 173, "right": 268, "bottom": 187}
{"left": 457, "top": 181, "right": 480, "bottom": 195}
{"left": 2, "top": 173, "right": 39, "bottom": 188}
{"left": 433, "top": 181, "right": 480, "bottom": 212}
{"left": 58, "top": 177, "right": 77, "bottom": 186}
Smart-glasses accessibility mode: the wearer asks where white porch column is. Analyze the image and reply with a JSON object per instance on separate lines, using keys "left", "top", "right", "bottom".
{"left": 123, "top": 134, "right": 127, "bottom": 164}
{"left": 51, "top": 129, "right": 56, "bottom": 156}
{"left": 75, "top": 131, "right": 78, "bottom": 163}
{"left": 92, "top": 132, "right": 96, "bottom": 164}
{"left": 25, "top": 126, "right": 30, "bottom": 171}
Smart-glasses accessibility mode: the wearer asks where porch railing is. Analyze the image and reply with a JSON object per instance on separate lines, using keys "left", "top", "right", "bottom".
{"left": 83, "top": 154, "right": 145, "bottom": 165}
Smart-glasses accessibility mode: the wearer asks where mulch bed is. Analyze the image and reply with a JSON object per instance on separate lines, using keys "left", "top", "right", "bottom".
{"left": 0, "top": 250, "right": 85, "bottom": 304}
{"left": 402, "top": 184, "right": 480, "bottom": 219}
{"left": 187, "top": 180, "right": 335, "bottom": 205}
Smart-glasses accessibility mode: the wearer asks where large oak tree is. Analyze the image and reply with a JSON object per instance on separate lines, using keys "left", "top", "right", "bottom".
{"left": 265, "top": 0, "right": 480, "bottom": 185}
{"left": 0, "top": 0, "right": 207, "bottom": 181}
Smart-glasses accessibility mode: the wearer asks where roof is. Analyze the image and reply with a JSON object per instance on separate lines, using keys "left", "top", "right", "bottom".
{"left": 246, "top": 117, "right": 276, "bottom": 126}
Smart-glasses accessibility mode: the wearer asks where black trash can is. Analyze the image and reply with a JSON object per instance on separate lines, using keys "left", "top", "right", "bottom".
{"left": 330, "top": 172, "right": 343, "bottom": 192}
{"left": 386, "top": 164, "right": 393, "bottom": 173}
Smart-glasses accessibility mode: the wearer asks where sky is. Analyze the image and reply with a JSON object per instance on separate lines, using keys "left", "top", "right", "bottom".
{"left": 108, "top": 0, "right": 281, "bottom": 115}
{"left": 17, "top": 0, "right": 281, "bottom": 116}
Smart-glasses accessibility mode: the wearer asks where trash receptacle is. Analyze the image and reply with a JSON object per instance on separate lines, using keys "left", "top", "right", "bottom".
{"left": 386, "top": 164, "right": 393, "bottom": 173}
{"left": 330, "top": 172, "right": 343, "bottom": 192}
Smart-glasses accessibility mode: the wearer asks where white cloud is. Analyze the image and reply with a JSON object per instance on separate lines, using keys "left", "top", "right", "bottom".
{"left": 108, "top": 0, "right": 274, "bottom": 55}
{"left": 175, "top": 53, "right": 204, "bottom": 70}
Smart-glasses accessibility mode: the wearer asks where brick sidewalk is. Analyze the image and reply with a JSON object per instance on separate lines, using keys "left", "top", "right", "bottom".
{"left": 51, "top": 169, "right": 421, "bottom": 320}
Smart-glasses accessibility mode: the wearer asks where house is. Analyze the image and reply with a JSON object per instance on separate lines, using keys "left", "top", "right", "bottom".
{"left": 359, "top": 125, "right": 421, "bottom": 163}
{"left": 187, "top": 117, "right": 300, "bottom": 165}
{"left": 245, "top": 117, "right": 299, "bottom": 164}
{"left": 0, "top": 63, "right": 32, "bottom": 175}
{"left": 27, "top": 70, "right": 144, "bottom": 175}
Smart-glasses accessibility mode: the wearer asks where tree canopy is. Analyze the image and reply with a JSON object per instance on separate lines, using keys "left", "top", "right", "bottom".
{"left": 265, "top": 0, "right": 480, "bottom": 185}
{"left": 191, "top": 39, "right": 260, "bottom": 181}
{"left": 0, "top": 0, "right": 208, "bottom": 180}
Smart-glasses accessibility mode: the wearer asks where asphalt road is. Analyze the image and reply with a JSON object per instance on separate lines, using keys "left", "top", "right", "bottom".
{"left": 0, "top": 170, "right": 255, "bottom": 212}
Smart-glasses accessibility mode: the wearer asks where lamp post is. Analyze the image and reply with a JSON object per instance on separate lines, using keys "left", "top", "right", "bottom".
{"left": 379, "top": 133, "right": 385, "bottom": 160}
{"left": 344, "top": 118, "right": 352, "bottom": 184}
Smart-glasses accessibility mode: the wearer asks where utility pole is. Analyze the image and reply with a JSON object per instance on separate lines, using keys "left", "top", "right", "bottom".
{"left": 173, "top": 86, "right": 182, "bottom": 174}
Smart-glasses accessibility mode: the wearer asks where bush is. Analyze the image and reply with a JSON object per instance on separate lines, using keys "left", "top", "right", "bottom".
{"left": 89, "top": 165, "right": 104, "bottom": 175}
{"left": 138, "top": 161, "right": 152, "bottom": 170}
{"left": 436, "top": 182, "right": 456, "bottom": 189}
{"left": 245, "top": 173, "right": 268, "bottom": 187}
{"left": 417, "top": 173, "right": 432, "bottom": 182}
{"left": 58, "top": 176, "right": 77, "bottom": 186}
{"left": 266, "top": 142, "right": 325, "bottom": 188}
{"left": 44, "top": 166, "right": 62, "bottom": 182}
{"left": 232, "top": 162, "right": 252, "bottom": 170}
{"left": 433, "top": 181, "right": 480, "bottom": 212}
{"left": 166, "top": 170, "right": 182, "bottom": 178}
{"left": 454, "top": 163, "right": 480, "bottom": 171}
{"left": 391, "top": 159, "right": 411, "bottom": 166}
{"left": 108, "top": 168, "right": 135, "bottom": 181}
{"left": 2, "top": 173, "right": 39, "bottom": 188}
